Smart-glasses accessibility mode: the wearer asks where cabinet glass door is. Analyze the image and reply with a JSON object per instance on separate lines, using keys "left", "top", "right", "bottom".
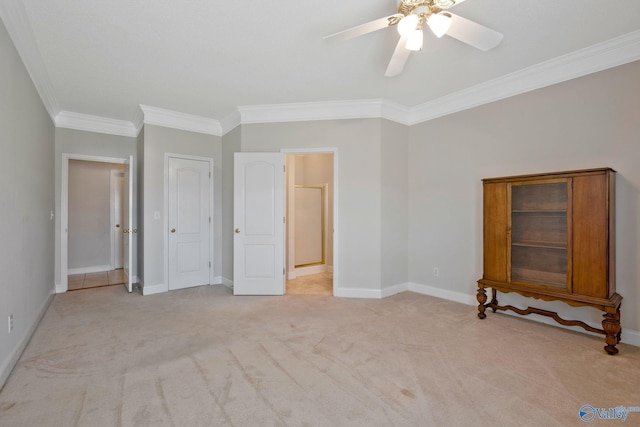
{"left": 510, "top": 180, "right": 569, "bottom": 288}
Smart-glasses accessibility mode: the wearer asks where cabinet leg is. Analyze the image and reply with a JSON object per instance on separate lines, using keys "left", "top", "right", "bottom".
{"left": 490, "top": 289, "right": 498, "bottom": 313}
{"left": 477, "top": 287, "right": 487, "bottom": 319}
{"left": 602, "top": 309, "right": 621, "bottom": 355}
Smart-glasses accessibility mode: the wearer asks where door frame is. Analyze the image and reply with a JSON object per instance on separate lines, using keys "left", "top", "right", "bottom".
{"left": 59, "top": 154, "right": 132, "bottom": 293}
{"left": 164, "top": 153, "right": 214, "bottom": 290}
{"left": 281, "top": 148, "right": 338, "bottom": 296}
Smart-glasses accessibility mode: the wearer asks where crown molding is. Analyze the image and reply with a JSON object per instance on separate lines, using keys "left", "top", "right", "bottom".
{"left": 0, "top": 0, "right": 59, "bottom": 119}
{"left": 407, "top": 29, "right": 640, "bottom": 125}
{"left": 132, "top": 107, "right": 145, "bottom": 136}
{"left": 219, "top": 110, "right": 241, "bottom": 136}
{"left": 380, "top": 100, "right": 412, "bottom": 125}
{"left": 140, "top": 104, "right": 223, "bottom": 136}
{"left": 236, "top": 30, "right": 640, "bottom": 127}
{"left": 55, "top": 111, "right": 139, "bottom": 138}
{"left": 238, "top": 99, "right": 389, "bottom": 125}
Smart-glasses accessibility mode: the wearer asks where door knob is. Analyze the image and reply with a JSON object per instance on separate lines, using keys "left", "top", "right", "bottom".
{"left": 235, "top": 228, "right": 240, "bottom": 234}
{"left": 116, "top": 224, "right": 120, "bottom": 228}
{"left": 133, "top": 229, "right": 138, "bottom": 234}
{"left": 170, "top": 228, "right": 176, "bottom": 233}
{"left": 123, "top": 229, "right": 129, "bottom": 234}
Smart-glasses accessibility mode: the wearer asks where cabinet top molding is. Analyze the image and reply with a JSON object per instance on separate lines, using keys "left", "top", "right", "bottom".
{"left": 482, "top": 167, "right": 616, "bottom": 183}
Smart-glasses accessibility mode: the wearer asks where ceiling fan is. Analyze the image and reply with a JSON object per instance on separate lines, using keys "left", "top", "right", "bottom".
{"left": 324, "top": 0, "right": 503, "bottom": 77}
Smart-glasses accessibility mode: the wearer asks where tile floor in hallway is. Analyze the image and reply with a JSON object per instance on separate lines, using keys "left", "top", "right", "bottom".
{"left": 286, "top": 271, "right": 333, "bottom": 296}
{"left": 68, "top": 269, "right": 126, "bottom": 291}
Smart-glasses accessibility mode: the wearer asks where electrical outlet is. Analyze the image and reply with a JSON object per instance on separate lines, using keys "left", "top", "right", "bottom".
{"left": 433, "top": 267, "right": 439, "bottom": 277}
{"left": 8, "top": 314, "right": 13, "bottom": 333}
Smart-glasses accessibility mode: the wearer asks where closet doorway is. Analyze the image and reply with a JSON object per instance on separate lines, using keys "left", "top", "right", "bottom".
{"left": 284, "top": 152, "right": 335, "bottom": 296}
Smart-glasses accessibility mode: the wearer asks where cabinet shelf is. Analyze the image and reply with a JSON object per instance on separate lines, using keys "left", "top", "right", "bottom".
{"left": 511, "top": 267, "right": 566, "bottom": 288}
{"left": 512, "top": 210, "right": 567, "bottom": 214}
{"left": 512, "top": 240, "right": 566, "bottom": 249}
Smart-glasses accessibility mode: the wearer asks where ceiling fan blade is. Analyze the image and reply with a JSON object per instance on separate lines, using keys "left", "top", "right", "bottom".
{"left": 385, "top": 36, "right": 411, "bottom": 77}
{"left": 324, "top": 16, "right": 394, "bottom": 41}
{"left": 445, "top": 13, "right": 503, "bottom": 51}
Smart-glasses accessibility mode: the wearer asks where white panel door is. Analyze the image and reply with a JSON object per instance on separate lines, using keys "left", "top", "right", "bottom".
{"left": 122, "top": 156, "right": 134, "bottom": 293}
{"left": 234, "top": 153, "right": 285, "bottom": 295}
{"left": 168, "top": 157, "right": 211, "bottom": 290}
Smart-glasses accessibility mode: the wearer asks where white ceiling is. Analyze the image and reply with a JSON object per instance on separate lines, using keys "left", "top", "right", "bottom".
{"left": 3, "top": 0, "right": 640, "bottom": 133}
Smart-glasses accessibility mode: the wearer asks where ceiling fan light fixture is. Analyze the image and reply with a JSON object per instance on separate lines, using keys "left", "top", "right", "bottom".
{"left": 397, "top": 13, "right": 420, "bottom": 37}
{"left": 405, "top": 29, "right": 424, "bottom": 51}
{"left": 434, "top": 0, "right": 456, "bottom": 7}
{"left": 427, "top": 12, "right": 452, "bottom": 38}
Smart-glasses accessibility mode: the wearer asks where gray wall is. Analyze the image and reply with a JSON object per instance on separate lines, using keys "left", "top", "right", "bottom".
{"left": 0, "top": 18, "right": 55, "bottom": 388}
{"left": 408, "top": 60, "right": 640, "bottom": 333}
{"left": 54, "top": 128, "right": 137, "bottom": 287}
{"left": 380, "top": 119, "right": 409, "bottom": 291}
{"left": 241, "top": 119, "right": 383, "bottom": 295}
{"left": 141, "top": 124, "right": 222, "bottom": 293}
{"left": 68, "top": 160, "right": 124, "bottom": 271}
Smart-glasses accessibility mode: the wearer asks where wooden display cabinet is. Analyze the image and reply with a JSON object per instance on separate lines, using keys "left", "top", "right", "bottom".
{"left": 477, "top": 168, "right": 622, "bottom": 354}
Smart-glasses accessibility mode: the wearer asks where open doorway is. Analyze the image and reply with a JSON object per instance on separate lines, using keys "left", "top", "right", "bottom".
{"left": 284, "top": 152, "right": 335, "bottom": 296}
{"left": 59, "top": 153, "right": 135, "bottom": 293}
{"left": 66, "top": 160, "right": 126, "bottom": 290}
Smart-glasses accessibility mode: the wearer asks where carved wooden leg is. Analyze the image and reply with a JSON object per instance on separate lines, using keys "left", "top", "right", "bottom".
{"left": 616, "top": 306, "right": 622, "bottom": 343}
{"left": 477, "top": 286, "right": 487, "bottom": 319}
{"left": 490, "top": 288, "right": 498, "bottom": 313}
{"left": 602, "top": 309, "right": 621, "bottom": 355}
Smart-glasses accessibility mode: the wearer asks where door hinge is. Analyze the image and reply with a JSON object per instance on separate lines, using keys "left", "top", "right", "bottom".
{"left": 283, "top": 165, "right": 286, "bottom": 173}
{"left": 283, "top": 268, "right": 285, "bottom": 275}
{"left": 209, "top": 172, "right": 211, "bottom": 178}
{"left": 209, "top": 261, "right": 211, "bottom": 268}
{"left": 283, "top": 216, "right": 286, "bottom": 224}
{"left": 209, "top": 216, "right": 211, "bottom": 223}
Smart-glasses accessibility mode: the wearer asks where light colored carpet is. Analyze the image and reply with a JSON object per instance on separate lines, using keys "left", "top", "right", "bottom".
{"left": 1, "top": 285, "right": 639, "bottom": 426}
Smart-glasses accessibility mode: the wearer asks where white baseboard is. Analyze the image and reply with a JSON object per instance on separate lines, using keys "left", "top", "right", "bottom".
{"left": 381, "top": 282, "right": 409, "bottom": 298}
{"left": 334, "top": 287, "right": 384, "bottom": 299}
{"left": 68, "top": 265, "right": 112, "bottom": 275}
{"left": 220, "top": 277, "right": 233, "bottom": 289}
{"left": 620, "top": 329, "right": 640, "bottom": 347}
{"left": 295, "top": 264, "right": 327, "bottom": 277}
{"left": 407, "top": 281, "right": 639, "bottom": 348}
{"left": 497, "top": 308, "right": 640, "bottom": 347}
{"left": 212, "top": 276, "right": 222, "bottom": 285}
{"left": 54, "top": 282, "right": 66, "bottom": 293}
{"left": 334, "top": 283, "right": 408, "bottom": 299}
{"left": 408, "top": 282, "right": 477, "bottom": 306}
{"left": 288, "top": 265, "right": 333, "bottom": 280}
{"left": 0, "top": 291, "right": 54, "bottom": 389}
{"left": 142, "top": 283, "right": 167, "bottom": 296}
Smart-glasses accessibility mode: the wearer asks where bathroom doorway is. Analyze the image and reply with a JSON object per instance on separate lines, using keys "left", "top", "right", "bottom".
{"left": 284, "top": 152, "right": 334, "bottom": 296}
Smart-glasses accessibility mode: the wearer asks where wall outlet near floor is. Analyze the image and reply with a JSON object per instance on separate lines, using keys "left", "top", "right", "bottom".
{"left": 8, "top": 314, "right": 13, "bottom": 333}
{"left": 433, "top": 267, "right": 439, "bottom": 277}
